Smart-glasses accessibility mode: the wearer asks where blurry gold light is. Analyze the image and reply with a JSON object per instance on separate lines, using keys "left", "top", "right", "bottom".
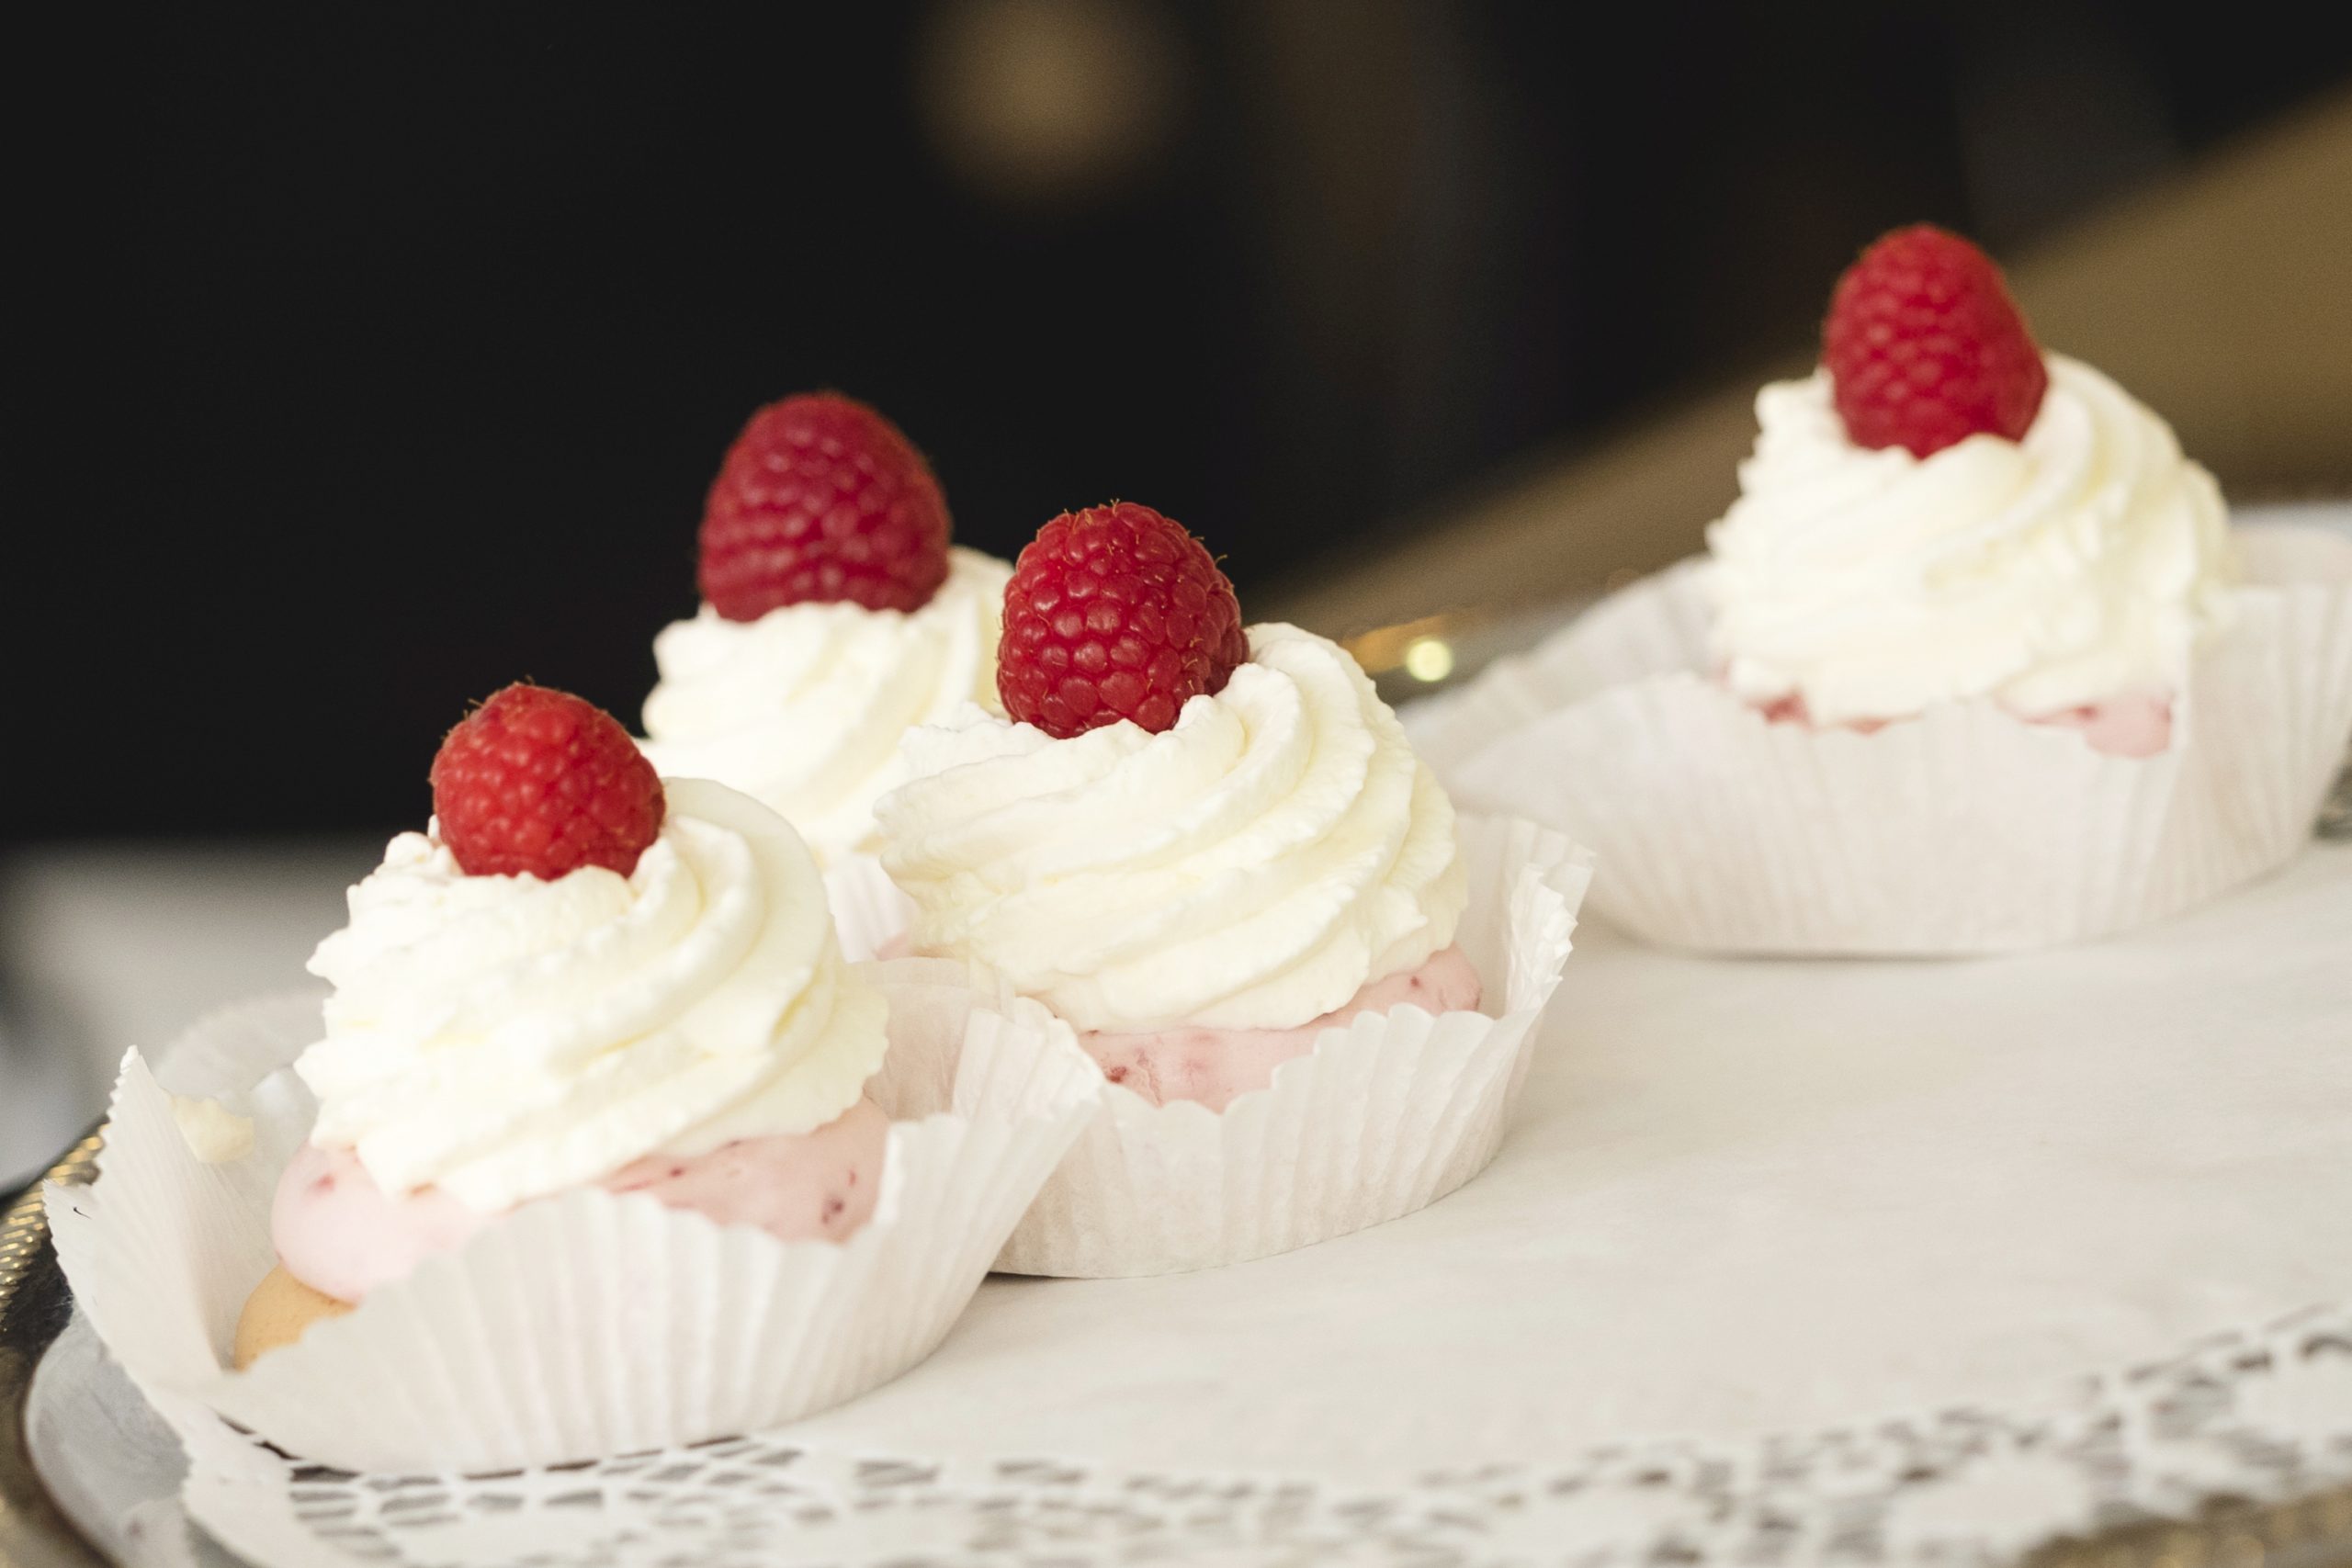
{"left": 916, "top": 0, "right": 1183, "bottom": 205}
{"left": 1402, "top": 637, "right": 1454, "bottom": 683}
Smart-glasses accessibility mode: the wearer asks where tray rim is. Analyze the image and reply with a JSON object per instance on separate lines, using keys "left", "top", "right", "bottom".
{"left": 1, "top": 1133, "right": 105, "bottom": 1568}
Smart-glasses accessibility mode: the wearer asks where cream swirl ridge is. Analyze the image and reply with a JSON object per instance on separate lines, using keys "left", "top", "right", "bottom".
{"left": 1705, "top": 354, "right": 2235, "bottom": 726}
{"left": 875, "top": 623, "right": 1466, "bottom": 1033}
{"left": 640, "top": 547, "right": 1012, "bottom": 863}
{"left": 296, "top": 778, "right": 888, "bottom": 1213}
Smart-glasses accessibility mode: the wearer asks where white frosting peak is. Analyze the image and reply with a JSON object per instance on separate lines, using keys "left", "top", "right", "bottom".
{"left": 876, "top": 623, "right": 1465, "bottom": 1033}
{"left": 296, "top": 779, "right": 887, "bottom": 1212}
{"left": 1706, "top": 355, "right": 2235, "bottom": 725}
{"left": 640, "top": 547, "right": 1012, "bottom": 863}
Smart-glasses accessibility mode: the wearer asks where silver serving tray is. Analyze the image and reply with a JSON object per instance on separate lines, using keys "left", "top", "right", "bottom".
{"left": 2, "top": 1134, "right": 103, "bottom": 1568}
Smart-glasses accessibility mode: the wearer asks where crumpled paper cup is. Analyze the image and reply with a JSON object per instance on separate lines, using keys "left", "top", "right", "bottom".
{"left": 824, "top": 852, "right": 917, "bottom": 963}
{"left": 986, "top": 812, "right": 1593, "bottom": 1278}
{"left": 49, "top": 978, "right": 1101, "bottom": 1474}
{"left": 1411, "top": 523, "right": 2352, "bottom": 956}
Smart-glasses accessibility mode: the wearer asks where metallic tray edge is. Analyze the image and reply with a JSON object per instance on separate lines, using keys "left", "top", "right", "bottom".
{"left": 1, "top": 1134, "right": 106, "bottom": 1568}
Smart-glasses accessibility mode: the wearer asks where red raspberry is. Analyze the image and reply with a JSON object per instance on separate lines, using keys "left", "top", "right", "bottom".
{"left": 697, "top": 392, "right": 952, "bottom": 620}
{"left": 430, "top": 684, "right": 665, "bottom": 879}
{"left": 1822, "top": 225, "right": 2048, "bottom": 458}
{"left": 998, "top": 502, "right": 1249, "bottom": 738}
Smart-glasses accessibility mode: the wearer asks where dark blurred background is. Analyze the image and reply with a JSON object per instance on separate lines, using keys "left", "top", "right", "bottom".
{"left": 11, "top": 2, "right": 2351, "bottom": 848}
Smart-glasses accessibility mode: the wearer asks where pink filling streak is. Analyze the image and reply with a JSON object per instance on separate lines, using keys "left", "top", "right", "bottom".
{"left": 1753, "top": 688, "right": 2174, "bottom": 759}
{"left": 1080, "top": 944, "right": 1484, "bottom": 1112}
{"left": 274, "top": 1096, "right": 889, "bottom": 1303}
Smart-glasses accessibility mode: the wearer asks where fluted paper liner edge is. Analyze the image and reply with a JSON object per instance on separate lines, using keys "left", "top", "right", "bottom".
{"left": 825, "top": 852, "right": 916, "bottom": 962}
{"left": 1415, "top": 524, "right": 2352, "bottom": 954}
{"left": 993, "top": 812, "right": 1594, "bottom": 1277}
{"left": 49, "top": 979, "right": 1100, "bottom": 1473}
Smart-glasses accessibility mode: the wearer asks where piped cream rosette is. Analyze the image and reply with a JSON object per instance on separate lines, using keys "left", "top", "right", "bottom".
{"left": 1413, "top": 473, "right": 2352, "bottom": 954}
{"left": 1707, "top": 356, "right": 2237, "bottom": 726}
{"left": 872, "top": 625, "right": 1594, "bottom": 1277}
{"left": 295, "top": 779, "right": 895, "bottom": 1212}
{"left": 50, "top": 779, "right": 1099, "bottom": 1473}
{"left": 641, "top": 547, "right": 1010, "bottom": 875}
{"left": 641, "top": 548, "right": 1007, "bottom": 953}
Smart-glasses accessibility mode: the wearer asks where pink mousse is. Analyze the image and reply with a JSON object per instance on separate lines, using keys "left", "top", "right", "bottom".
{"left": 273, "top": 1097, "right": 889, "bottom": 1303}
{"left": 1755, "top": 688, "right": 2174, "bottom": 759}
{"left": 1080, "top": 945, "right": 1483, "bottom": 1112}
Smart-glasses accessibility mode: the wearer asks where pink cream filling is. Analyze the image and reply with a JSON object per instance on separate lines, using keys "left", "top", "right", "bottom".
{"left": 1080, "top": 944, "right": 1484, "bottom": 1112}
{"left": 1752, "top": 687, "right": 2175, "bottom": 760}
{"left": 273, "top": 1096, "right": 890, "bottom": 1303}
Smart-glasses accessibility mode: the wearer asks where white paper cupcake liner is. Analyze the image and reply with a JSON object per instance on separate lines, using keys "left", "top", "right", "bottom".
{"left": 990, "top": 812, "right": 1594, "bottom": 1278}
{"left": 824, "top": 851, "right": 916, "bottom": 962}
{"left": 49, "top": 978, "right": 1101, "bottom": 1474}
{"left": 1411, "top": 523, "right": 2352, "bottom": 956}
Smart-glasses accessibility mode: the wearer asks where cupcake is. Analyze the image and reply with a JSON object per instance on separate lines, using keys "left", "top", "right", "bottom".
{"left": 874, "top": 502, "right": 1591, "bottom": 1276}
{"left": 639, "top": 393, "right": 1012, "bottom": 880}
{"left": 1417, "top": 226, "right": 2352, "bottom": 955}
{"left": 52, "top": 683, "right": 1096, "bottom": 1472}
{"left": 237, "top": 682, "right": 892, "bottom": 1362}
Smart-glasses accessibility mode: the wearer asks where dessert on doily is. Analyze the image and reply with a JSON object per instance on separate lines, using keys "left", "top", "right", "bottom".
{"left": 1416, "top": 225, "right": 2352, "bottom": 956}
{"left": 51, "top": 684, "right": 1096, "bottom": 1472}
{"left": 639, "top": 393, "right": 1012, "bottom": 875}
{"left": 873, "top": 502, "right": 1592, "bottom": 1276}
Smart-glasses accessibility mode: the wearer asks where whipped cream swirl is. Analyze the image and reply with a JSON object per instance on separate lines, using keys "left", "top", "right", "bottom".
{"left": 876, "top": 623, "right": 1465, "bottom": 1033}
{"left": 297, "top": 779, "right": 888, "bottom": 1213}
{"left": 640, "top": 547, "right": 1012, "bottom": 863}
{"left": 1706, "top": 355, "right": 2234, "bottom": 725}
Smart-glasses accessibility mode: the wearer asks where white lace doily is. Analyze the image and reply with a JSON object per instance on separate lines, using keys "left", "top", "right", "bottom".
{"left": 32, "top": 1297, "right": 2346, "bottom": 1566}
